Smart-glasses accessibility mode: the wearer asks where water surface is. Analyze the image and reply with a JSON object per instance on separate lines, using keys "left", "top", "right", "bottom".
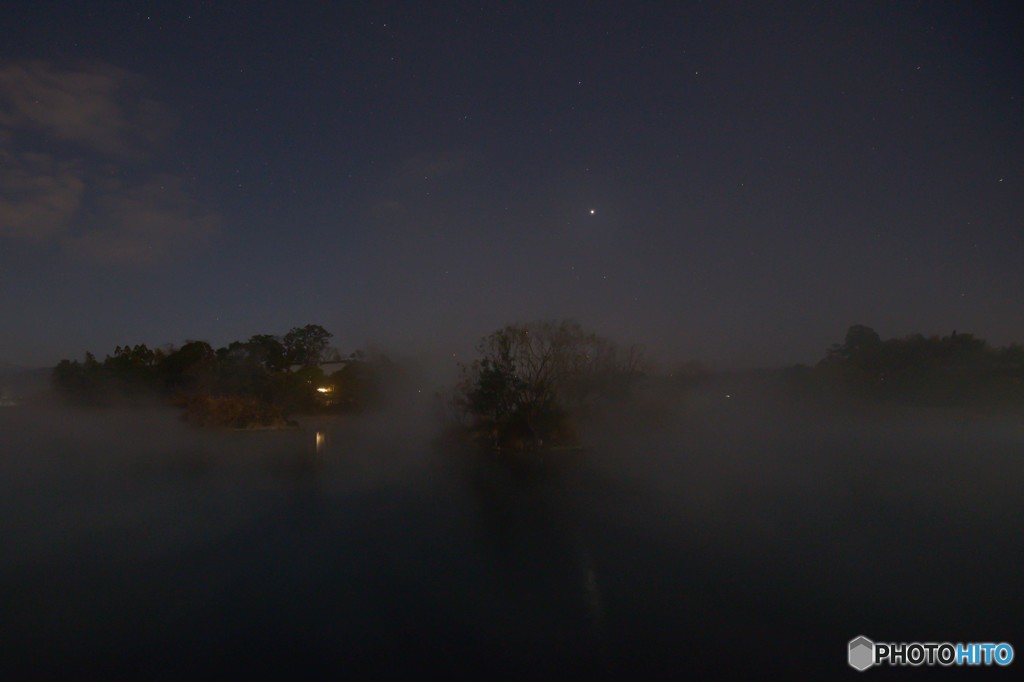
{"left": 2, "top": 401, "right": 1020, "bottom": 678}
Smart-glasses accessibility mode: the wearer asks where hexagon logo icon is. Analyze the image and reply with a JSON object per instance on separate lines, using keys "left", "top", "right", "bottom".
{"left": 849, "top": 636, "right": 875, "bottom": 671}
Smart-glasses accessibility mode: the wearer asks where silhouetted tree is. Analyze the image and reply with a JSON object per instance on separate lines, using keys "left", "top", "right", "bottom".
{"left": 161, "top": 341, "right": 216, "bottom": 393}
{"left": 812, "top": 325, "right": 1022, "bottom": 405}
{"left": 52, "top": 354, "right": 100, "bottom": 402}
{"left": 283, "top": 324, "right": 333, "bottom": 368}
{"left": 245, "top": 334, "right": 289, "bottom": 372}
{"left": 456, "top": 320, "right": 643, "bottom": 448}
{"left": 53, "top": 327, "right": 343, "bottom": 413}
{"left": 824, "top": 325, "right": 881, "bottom": 364}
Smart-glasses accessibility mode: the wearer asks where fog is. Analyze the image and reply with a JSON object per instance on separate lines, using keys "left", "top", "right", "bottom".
{"left": 2, "top": 378, "right": 1022, "bottom": 678}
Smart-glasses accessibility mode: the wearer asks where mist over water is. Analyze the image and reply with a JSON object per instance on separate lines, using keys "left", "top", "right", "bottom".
{"left": 2, "top": 386, "right": 1021, "bottom": 678}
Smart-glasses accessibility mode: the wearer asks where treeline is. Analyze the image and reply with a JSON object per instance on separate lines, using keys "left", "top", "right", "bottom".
{"left": 52, "top": 324, "right": 393, "bottom": 427}
{"left": 792, "top": 325, "right": 1024, "bottom": 406}
{"left": 50, "top": 320, "right": 1024, "bottom": 438}
{"left": 52, "top": 318, "right": 645, "bottom": 442}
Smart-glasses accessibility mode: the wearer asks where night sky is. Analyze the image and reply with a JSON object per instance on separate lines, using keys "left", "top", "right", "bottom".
{"left": 1, "top": 1, "right": 1021, "bottom": 369}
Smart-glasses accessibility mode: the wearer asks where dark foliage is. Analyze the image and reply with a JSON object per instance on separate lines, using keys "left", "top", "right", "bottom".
{"left": 801, "top": 325, "right": 1024, "bottom": 406}
{"left": 51, "top": 324, "right": 380, "bottom": 426}
{"left": 282, "top": 324, "right": 333, "bottom": 368}
{"left": 175, "top": 393, "right": 295, "bottom": 429}
{"left": 454, "top": 320, "right": 644, "bottom": 450}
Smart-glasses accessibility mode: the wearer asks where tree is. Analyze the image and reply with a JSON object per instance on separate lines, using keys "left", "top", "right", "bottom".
{"left": 161, "top": 340, "right": 216, "bottom": 392}
{"left": 47, "top": 323, "right": 389, "bottom": 423}
{"left": 245, "top": 334, "right": 288, "bottom": 372}
{"left": 811, "top": 325, "right": 1024, "bottom": 406}
{"left": 283, "top": 324, "right": 333, "bottom": 369}
{"left": 824, "top": 325, "right": 881, "bottom": 364}
{"left": 52, "top": 356, "right": 93, "bottom": 401}
{"left": 456, "top": 319, "right": 643, "bottom": 448}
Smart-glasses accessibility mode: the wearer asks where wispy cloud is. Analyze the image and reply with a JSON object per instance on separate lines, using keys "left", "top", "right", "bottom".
{"left": 0, "top": 60, "right": 216, "bottom": 264}
{"left": 0, "top": 61, "right": 170, "bottom": 157}
{"left": 66, "top": 175, "right": 218, "bottom": 265}
{"left": 0, "top": 151, "right": 83, "bottom": 241}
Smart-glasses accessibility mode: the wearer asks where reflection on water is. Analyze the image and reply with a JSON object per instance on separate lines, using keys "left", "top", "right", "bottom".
{"left": 1, "top": 405, "right": 1022, "bottom": 678}
{"left": 579, "top": 546, "right": 606, "bottom": 625}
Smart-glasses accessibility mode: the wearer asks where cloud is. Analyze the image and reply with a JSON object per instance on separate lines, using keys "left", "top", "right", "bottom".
{"left": 0, "top": 61, "right": 170, "bottom": 156}
{"left": 0, "top": 60, "right": 216, "bottom": 264}
{"left": 65, "top": 175, "right": 218, "bottom": 265}
{"left": 0, "top": 151, "right": 84, "bottom": 240}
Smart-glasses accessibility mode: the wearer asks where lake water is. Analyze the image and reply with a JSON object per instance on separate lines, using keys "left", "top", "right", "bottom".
{"left": 2, "top": 399, "right": 1021, "bottom": 678}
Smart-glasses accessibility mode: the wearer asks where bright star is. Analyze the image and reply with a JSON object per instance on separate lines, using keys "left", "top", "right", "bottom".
{"left": 589, "top": 209, "right": 595, "bottom": 215}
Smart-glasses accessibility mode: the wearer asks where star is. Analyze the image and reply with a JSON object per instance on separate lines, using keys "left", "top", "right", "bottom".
{"left": 589, "top": 209, "right": 595, "bottom": 215}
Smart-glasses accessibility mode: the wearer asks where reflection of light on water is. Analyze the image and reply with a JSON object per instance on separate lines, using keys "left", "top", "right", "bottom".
{"left": 579, "top": 547, "right": 606, "bottom": 625}
{"left": 315, "top": 431, "right": 325, "bottom": 455}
